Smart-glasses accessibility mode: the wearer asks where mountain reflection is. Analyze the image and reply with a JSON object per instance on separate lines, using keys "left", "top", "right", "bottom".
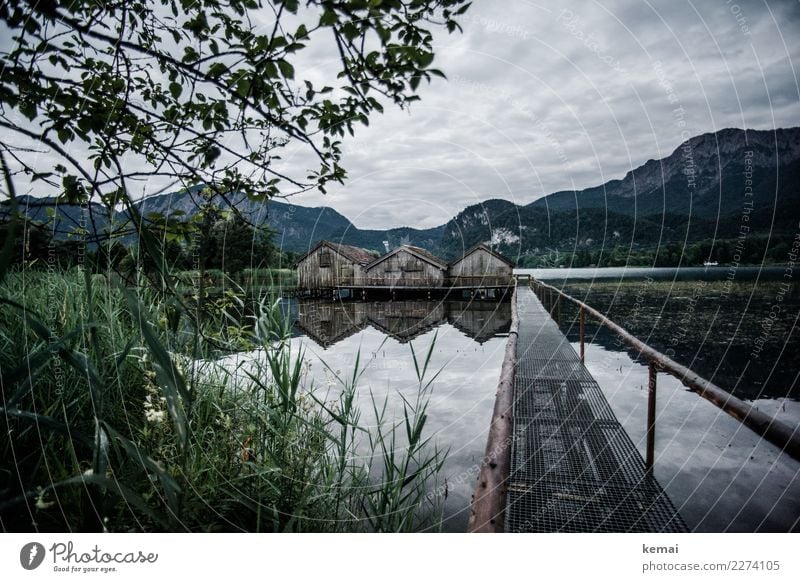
{"left": 295, "top": 299, "right": 511, "bottom": 348}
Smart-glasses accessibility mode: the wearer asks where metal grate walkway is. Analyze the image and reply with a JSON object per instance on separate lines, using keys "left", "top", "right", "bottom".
{"left": 505, "top": 287, "right": 686, "bottom": 532}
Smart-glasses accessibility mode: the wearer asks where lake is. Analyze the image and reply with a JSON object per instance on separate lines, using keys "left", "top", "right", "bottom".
{"left": 239, "top": 266, "right": 798, "bottom": 531}
{"left": 515, "top": 265, "right": 790, "bottom": 281}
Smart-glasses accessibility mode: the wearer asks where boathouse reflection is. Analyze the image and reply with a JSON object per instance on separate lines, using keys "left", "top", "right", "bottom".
{"left": 295, "top": 299, "right": 511, "bottom": 348}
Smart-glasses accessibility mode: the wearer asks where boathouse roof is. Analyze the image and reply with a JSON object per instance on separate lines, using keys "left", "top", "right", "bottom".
{"left": 365, "top": 244, "right": 448, "bottom": 271}
{"left": 450, "top": 243, "right": 515, "bottom": 268}
{"left": 296, "top": 240, "right": 376, "bottom": 266}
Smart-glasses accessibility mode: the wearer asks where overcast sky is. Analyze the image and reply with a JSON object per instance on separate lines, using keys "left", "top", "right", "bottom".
{"left": 281, "top": 0, "right": 800, "bottom": 230}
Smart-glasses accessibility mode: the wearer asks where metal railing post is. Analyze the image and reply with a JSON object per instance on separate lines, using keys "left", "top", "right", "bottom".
{"left": 557, "top": 292, "right": 561, "bottom": 325}
{"left": 580, "top": 306, "right": 585, "bottom": 363}
{"left": 646, "top": 361, "right": 657, "bottom": 476}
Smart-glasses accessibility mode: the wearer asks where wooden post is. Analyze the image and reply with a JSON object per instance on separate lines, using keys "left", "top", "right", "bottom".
{"left": 646, "top": 361, "right": 657, "bottom": 476}
{"left": 579, "top": 306, "right": 585, "bottom": 363}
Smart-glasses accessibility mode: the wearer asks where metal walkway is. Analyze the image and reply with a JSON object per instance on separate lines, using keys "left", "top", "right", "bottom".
{"left": 505, "top": 287, "right": 686, "bottom": 532}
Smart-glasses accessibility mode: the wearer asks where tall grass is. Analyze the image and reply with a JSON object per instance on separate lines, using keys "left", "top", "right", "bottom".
{"left": 0, "top": 268, "right": 446, "bottom": 532}
{"left": 174, "top": 267, "right": 297, "bottom": 298}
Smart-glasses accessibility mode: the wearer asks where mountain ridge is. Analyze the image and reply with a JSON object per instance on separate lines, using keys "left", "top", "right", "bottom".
{"left": 5, "top": 126, "right": 799, "bottom": 261}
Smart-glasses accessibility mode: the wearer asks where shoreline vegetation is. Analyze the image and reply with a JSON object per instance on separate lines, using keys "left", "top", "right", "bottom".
{"left": 0, "top": 268, "right": 446, "bottom": 532}
{"left": 516, "top": 235, "right": 797, "bottom": 268}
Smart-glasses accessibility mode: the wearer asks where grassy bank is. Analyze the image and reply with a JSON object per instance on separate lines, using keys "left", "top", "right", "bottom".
{"left": 0, "top": 268, "right": 444, "bottom": 532}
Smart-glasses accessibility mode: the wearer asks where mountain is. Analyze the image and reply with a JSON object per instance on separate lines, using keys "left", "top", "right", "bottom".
{"left": 135, "top": 188, "right": 356, "bottom": 252}
{"left": 0, "top": 196, "right": 114, "bottom": 248}
{"left": 5, "top": 127, "right": 800, "bottom": 262}
{"left": 134, "top": 187, "right": 446, "bottom": 254}
{"left": 532, "top": 127, "right": 800, "bottom": 219}
{"left": 439, "top": 127, "right": 800, "bottom": 260}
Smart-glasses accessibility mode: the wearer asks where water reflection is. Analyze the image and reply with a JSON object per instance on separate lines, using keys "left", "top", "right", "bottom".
{"left": 576, "top": 340, "right": 800, "bottom": 532}
{"left": 295, "top": 299, "right": 511, "bottom": 348}
{"left": 286, "top": 298, "right": 511, "bottom": 531}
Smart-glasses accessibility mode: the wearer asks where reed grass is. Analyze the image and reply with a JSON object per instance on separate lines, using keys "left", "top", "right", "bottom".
{"left": 0, "top": 267, "right": 446, "bottom": 532}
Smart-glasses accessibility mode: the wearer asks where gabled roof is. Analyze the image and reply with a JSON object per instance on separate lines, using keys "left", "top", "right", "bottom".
{"left": 296, "top": 240, "right": 376, "bottom": 266}
{"left": 449, "top": 243, "right": 515, "bottom": 268}
{"left": 365, "top": 244, "right": 448, "bottom": 271}
{"left": 295, "top": 318, "right": 368, "bottom": 348}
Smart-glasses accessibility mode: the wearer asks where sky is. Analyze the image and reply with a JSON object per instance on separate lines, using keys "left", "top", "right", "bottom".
{"left": 279, "top": 0, "right": 800, "bottom": 229}
{"left": 3, "top": 1, "right": 799, "bottom": 231}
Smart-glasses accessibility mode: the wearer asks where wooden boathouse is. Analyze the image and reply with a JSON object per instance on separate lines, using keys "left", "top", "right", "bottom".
{"left": 295, "top": 240, "right": 515, "bottom": 298}
{"left": 449, "top": 243, "right": 514, "bottom": 287}
{"left": 295, "top": 241, "right": 377, "bottom": 290}
{"left": 364, "top": 244, "right": 448, "bottom": 287}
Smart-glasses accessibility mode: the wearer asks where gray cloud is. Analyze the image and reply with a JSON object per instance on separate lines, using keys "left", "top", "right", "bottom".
{"left": 293, "top": 0, "right": 800, "bottom": 229}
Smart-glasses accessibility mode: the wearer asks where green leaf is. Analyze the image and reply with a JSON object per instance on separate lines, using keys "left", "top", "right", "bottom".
{"left": 169, "top": 82, "right": 183, "bottom": 99}
{"left": 418, "top": 51, "right": 434, "bottom": 68}
{"left": 102, "top": 422, "right": 181, "bottom": 514}
{"left": 19, "top": 100, "right": 36, "bottom": 120}
{"left": 236, "top": 77, "right": 251, "bottom": 98}
{"left": 278, "top": 60, "right": 294, "bottom": 79}
{"left": 264, "top": 61, "right": 278, "bottom": 78}
{"left": 0, "top": 407, "right": 91, "bottom": 447}
{"left": 320, "top": 9, "right": 338, "bottom": 26}
{"left": 208, "top": 62, "right": 228, "bottom": 78}
{"left": 57, "top": 127, "right": 72, "bottom": 144}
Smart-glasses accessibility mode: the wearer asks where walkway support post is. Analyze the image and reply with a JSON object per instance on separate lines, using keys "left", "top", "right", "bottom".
{"left": 580, "top": 306, "right": 586, "bottom": 363}
{"left": 646, "top": 361, "right": 657, "bottom": 475}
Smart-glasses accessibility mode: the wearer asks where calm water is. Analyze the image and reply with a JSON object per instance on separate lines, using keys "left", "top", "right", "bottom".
{"left": 515, "top": 265, "right": 789, "bottom": 281}
{"left": 232, "top": 266, "right": 799, "bottom": 531}
{"left": 288, "top": 298, "right": 511, "bottom": 532}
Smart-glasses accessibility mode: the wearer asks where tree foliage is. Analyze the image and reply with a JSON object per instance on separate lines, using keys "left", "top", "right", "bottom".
{"left": 0, "top": 0, "right": 470, "bottom": 255}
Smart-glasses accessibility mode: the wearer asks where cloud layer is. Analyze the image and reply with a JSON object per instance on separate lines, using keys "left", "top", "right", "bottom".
{"left": 290, "top": 0, "right": 800, "bottom": 229}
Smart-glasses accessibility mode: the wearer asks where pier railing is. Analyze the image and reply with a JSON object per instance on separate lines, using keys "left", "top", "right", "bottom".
{"left": 530, "top": 278, "right": 800, "bottom": 464}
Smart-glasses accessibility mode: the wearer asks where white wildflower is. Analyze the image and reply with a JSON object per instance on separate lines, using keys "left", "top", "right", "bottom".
{"left": 144, "top": 394, "right": 167, "bottom": 424}
{"left": 145, "top": 408, "right": 166, "bottom": 424}
{"left": 35, "top": 493, "right": 55, "bottom": 510}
